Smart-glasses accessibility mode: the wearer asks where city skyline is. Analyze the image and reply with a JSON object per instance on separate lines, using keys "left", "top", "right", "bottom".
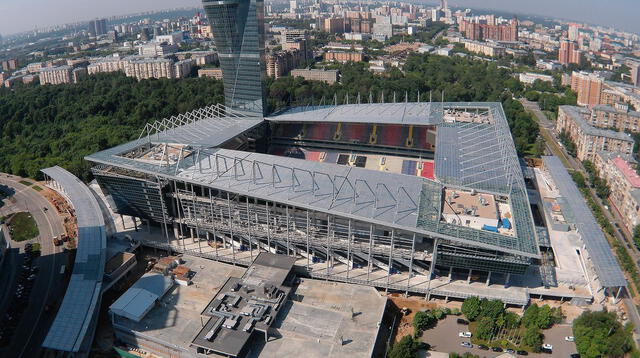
{"left": 0, "top": 0, "right": 639, "bottom": 37}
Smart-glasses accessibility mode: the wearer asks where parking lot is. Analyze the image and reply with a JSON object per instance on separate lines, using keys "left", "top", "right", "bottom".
{"left": 420, "top": 316, "right": 579, "bottom": 357}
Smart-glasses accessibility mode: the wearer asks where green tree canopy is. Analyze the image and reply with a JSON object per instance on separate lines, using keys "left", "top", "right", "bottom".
{"left": 573, "top": 310, "right": 632, "bottom": 358}
{"left": 461, "top": 296, "right": 482, "bottom": 321}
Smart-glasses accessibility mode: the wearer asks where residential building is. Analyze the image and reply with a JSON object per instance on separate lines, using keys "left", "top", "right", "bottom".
{"left": 1, "top": 59, "right": 17, "bottom": 71}
{"left": 556, "top": 105, "right": 634, "bottom": 161}
{"left": 290, "top": 68, "right": 339, "bottom": 84}
{"left": 203, "top": 0, "right": 266, "bottom": 115}
{"left": 88, "top": 18, "right": 108, "bottom": 37}
{"left": 590, "top": 104, "right": 640, "bottom": 132}
{"left": 198, "top": 68, "right": 223, "bottom": 79}
{"left": 174, "top": 59, "right": 195, "bottom": 79}
{"left": 593, "top": 151, "right": 640, "bottom": 234}
{"left": 324, "top": 18, "right": 345, "bottom": 34}
{"left": 266, "top": 49, "right": 303, "bottom": 79}
{"left": 459, "top": 18, "right": 518, "bottom": 42}
{"left": 40, "top": 65, "right": 73, "bottom": 85}
{"left": 558, "top": 39, "right": 581, "bottom": 65}
{"left": 630, "top": 62, "right": 640, "bottom": 87}
{"left": 72, "top": 67, "right": 87, "bottom": 83}
{"left": 87, "top": 57, "right": 128, "bottom": 75}
{"left": 571, "top": 71, "right": 604, "bottom": 107}
{"left": 27, "top": 62, "right": 43, "bottom": 73}
{"left": 463, "top": 40, "right": 506, "bottom": 57}
{"left": 125, "top": 58, "right": 175, "bottom": 80}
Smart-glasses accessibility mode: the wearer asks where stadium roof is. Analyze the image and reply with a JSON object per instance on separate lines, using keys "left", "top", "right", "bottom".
{"left": 543, "top": 156, "right": 626, "bottom": 288}
{"left": 41, "top": 166, "right": 107, "bottom": 353}
{"left": 270, "top": 102, "right": 440, "bottom": 125}
{"left": 86, "top": 102, "right": 540, "bottom": 258}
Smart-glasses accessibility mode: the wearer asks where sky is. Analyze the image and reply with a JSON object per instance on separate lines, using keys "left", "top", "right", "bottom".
{"left": 0, "top": 0, "right": 638, "bottom": 36}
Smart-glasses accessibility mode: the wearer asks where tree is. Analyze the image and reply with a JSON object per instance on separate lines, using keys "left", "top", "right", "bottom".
{"left": 461, "top": 297, "right": 482, "bottom": 321}
{"left": 413, "top": 311, "right": 437, "bottom": 332}
{"left": 573, "top": 310, "right": 632, "bottom": 358}
{"left": 522, "top": 304, "right": 539, "bottom": 328}
{"left": 475, "top": 317, "right": 496, "bottom": 340}
{"left": 480, "top": 299, "right": 505, "bottom": 320}
{"left": 388, "top": 335, "right": 420, "bottom": 358}
{"left": 522, "top": 327, "right": 543, "bottom": 351}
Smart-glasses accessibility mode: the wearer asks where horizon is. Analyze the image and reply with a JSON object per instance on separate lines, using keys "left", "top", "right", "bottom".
{"left": 0, "top": 0, "right": 638, "bottom": 37}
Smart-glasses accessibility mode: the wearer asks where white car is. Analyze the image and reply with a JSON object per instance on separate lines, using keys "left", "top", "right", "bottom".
{"left": 459, "top": 331, "right": 472, "bottom": 338}
{"left": 565, "top": 336, "right": 575, "bottom": 342}
{"left": 542, "top": 343, "right": 553, "bottom": 350}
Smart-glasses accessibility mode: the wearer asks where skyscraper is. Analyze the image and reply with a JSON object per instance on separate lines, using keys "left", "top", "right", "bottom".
{"left": 88, "top": 18, "right": 108, "bottom": 37}
{"left": 559, "top": 39, "right": 581, "bottom": 65}
{"left": 203, "top": 0, "right": 267, "bottom": 116}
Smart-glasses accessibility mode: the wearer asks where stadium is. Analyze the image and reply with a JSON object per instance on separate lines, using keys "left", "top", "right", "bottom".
{"left": 86, "top": 100, "right": 547, "bottom": 305}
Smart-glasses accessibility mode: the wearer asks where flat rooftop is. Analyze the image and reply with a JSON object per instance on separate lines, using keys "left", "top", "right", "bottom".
{"left": 247, "top": 279, "right": 387, "bottom": 358}
{"left": 112, "top": 256, "right": 246, "bottom": 350}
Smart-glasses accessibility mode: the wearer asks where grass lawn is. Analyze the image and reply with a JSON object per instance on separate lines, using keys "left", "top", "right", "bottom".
{"left": 8, "top": 212, "right": 39, "bottom": 242}
{"left": 19, "top": 180, "right": 32, "bottom": 186}
{"left": 32, "top": 185, "right": 43, "bottom": 192}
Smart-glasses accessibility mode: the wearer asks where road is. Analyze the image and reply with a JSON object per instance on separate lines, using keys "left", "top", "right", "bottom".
{"left": 0, "top": 174, "right": 67, "bottom": 358}
{"left": 521, "top": 99, "right": 640, "bottom": 343}
{"left": 422, "top": 316, "right": 577, "bottom": 357}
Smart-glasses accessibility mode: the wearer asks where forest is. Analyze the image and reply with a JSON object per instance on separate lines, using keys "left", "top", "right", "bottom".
{"left": 0, "top": 73, "right": 224, "bottom": 180}
{"left": 0, "top": 53, "right": 541, "bottom": 181}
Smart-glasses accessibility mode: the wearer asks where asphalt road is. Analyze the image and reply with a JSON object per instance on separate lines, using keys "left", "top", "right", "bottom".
{"left": 0, "top": 174, "right": 67, "bottom": 358}
{"left": 521, "top": 99, "right": 640, "bottom": 344}
{"left": 422, "top": 316, "right": 578, "bottom": 358}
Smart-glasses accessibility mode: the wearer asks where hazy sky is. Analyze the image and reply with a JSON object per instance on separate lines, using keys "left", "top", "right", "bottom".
{"left": 0, "top": 0, "right": 638, "bottom": 36}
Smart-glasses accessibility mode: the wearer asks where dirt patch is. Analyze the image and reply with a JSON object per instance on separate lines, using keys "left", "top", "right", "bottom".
{"left": 388, "top": 294, "right": 440, "bottom": 342}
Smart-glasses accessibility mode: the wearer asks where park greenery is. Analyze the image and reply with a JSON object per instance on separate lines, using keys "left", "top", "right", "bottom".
{"left": 460, "top": 297, "right": 561, "bottom": 352}
{"left": 572, "top": 310, "right": 634, "bottom": 358}
{"left": 0, "top": 73, "right": 224, "bottom": 181}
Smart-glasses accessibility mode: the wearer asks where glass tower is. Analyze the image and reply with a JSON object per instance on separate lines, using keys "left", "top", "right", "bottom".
{"left": 203, "top": 0, "right": 267, "bottom": 116}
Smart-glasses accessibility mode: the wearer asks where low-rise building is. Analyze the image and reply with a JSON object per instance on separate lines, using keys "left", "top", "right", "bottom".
{"left": 174, "top": 59, "right": 195, "bottom": 79}
{"left": 590, "top": 104, "right": 640, "bottom": 133}
{"left": 593, "top": 151, "right": 640, "bottom": 234}
{"left": 125, "top": 58, "right": 175, "bottom": 80}
{"left": 198, "top": 68, "right": 223, "bottom": 79}
{"left": 290, "top": 68, "right": 339, "bottom": 84}
{"left": 88, "top": 57, "right": 128, "bottom": 75}
{"left": 40, "top": 65, "right": 73, "bottom": 85}
{"left": 556, "top": 105, "right": 634, "bottom": 161}
{"left": 463, "top": 40, "right": 506, "bottom": 57}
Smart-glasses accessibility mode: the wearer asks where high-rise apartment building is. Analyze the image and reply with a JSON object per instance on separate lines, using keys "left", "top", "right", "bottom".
{"left": 459, "top": 18, "right": 518, "bottom": 42}
{"left": 558, "top": 39, "right": 581, "bottom": 65}
{"left": 203, "top": 0, "right": 266, "bottom": 115}
{"left": 630, "top": 62, "right": 640, "bottom": 87}
{"left": 568, "top": 24, "right": 580, "bottom": 41}
{"left": 88, "top": 19, "right": 108, "bottom": 37}
{"left": 571, "top": 71, "right": 603, "bottom": 107}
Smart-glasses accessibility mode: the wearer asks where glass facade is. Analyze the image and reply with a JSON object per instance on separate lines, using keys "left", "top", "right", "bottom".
{"left": 203, "top": 0, "right": 266, "bottom": 116}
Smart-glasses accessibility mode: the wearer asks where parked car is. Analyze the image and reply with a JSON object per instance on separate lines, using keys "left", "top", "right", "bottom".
{"left": 570, "top": 354, "right": 581, "bottom": 358}
{"left": 478, "top": 345, "right": 489, "bottom": 350}
{"left": 506, "top": 349, "right": 516, "bottom": 353}
{"left": 492, "top": 347, "right": 503, "bottom": 352}
{"left": 516, "top": 350, "right": 528, "bottom": 355}
{"left": 458, "top": 331, "right": 472, "bottom": 338}
{"left": 565, "top": 336, "right": 575, "bottom": 342}
{"left": 460, "top": 342, "right": 473, "bottom": 348}
{"left": 543, "top": 344, "right": 553, "bottom": 350}
{"left": 456, "top": 318, "right": 469, "bottom": 325}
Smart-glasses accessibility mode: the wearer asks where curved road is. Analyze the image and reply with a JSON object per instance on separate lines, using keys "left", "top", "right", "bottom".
{"left": 0, "top": 174, "right": 67, "bottom": 358}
